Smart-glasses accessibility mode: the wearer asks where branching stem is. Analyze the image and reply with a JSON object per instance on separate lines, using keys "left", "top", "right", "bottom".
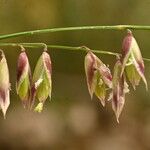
{"left": 0, "top": 25, "right": 150, "bottom": 61}
{"left": 0, "top": 42, "right": 150, "bottom": 62}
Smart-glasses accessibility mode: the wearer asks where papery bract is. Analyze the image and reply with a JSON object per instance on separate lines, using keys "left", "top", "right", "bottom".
{"left": 0, "top": 50, "right": 10, "bottom": 118}
{"left": 32, "top": 51, "right": 52, "bottom": 112}
{"left": 84, "top": 51, "right": 112, "bottom": 106}
{"left": 84, "top": 51, "right": 97, "bottom": 99}
{"left": 112, "top": 60, "right": 129, "bottom": 123}
{"left": 121, "top": 30, "right": 147, "bottom": 90}
{"left": 16, "top": 51, "right": 31, "bottom": 108}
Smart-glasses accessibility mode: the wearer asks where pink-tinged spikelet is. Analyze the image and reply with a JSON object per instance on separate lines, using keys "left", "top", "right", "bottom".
{"left": 32, "top": 52, "right": 52, "bottom": 112}
{"left": 0, "top": 50, "right": 10, "bottom": 118}
{"left": 112, "top": 60, "right": 129, "bottom": 123}
{"left": 16, "top": 51, "right": 31, "bottom": 109}
{"left": 85, "top": 51, "right": 112, "bottom": 106}
{"left": 121, "top": 30, "right": 147, "bottom": 90}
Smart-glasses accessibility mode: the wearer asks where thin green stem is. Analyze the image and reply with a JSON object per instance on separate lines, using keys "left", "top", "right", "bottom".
{"left": 143, "top": 58, "right": 150, "bottom": 62}
{"left": 0, "top": 42, "right": 150, "bottom": 62}
{"left": 0, "top": 25, "right": 150, "bottom": 40}
{"left": 0, "top": 42, "right": 120, "bottom": 57}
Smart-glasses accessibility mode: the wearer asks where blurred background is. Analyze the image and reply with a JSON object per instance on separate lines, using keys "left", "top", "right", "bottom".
{"left": 0, "top": 0, "right": 150, "bottom": 149}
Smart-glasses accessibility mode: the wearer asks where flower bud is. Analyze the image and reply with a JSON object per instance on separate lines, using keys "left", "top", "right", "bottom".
{"left": 16, "top": 51, "right": 31, "bottom": 108}
{"left": 85, "top": 51, "right": 112, "bottom": 106}
{"left": 112, "top": 60, "right": 129, "bottom": 123}
{"left": 0, "top": 50, "right": 10, "bottom": 118}
{"left": 32, "top": 51, "right": 52, "bottom": 112}
{"left": 121, "top": 30, "right": 147, "bottom": 90}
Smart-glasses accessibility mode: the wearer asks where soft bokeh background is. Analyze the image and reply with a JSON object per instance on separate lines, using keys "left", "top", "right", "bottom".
{"left": 0, "top": 0, "right": 150, "bottom": 149}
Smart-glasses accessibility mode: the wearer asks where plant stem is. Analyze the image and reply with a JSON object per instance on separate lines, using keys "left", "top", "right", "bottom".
{"left": 0, "top": 42, "right": 120, "bottom": 56}
{"left": 0, "top": 42, "right": 150, "bottom": 62}
{"left": 0, "top": 25, "right": 150, "bottom": 40}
